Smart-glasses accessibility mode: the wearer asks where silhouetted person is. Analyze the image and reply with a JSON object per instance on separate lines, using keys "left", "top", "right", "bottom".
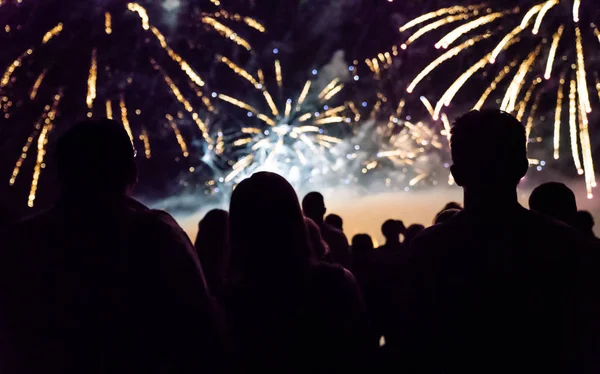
{"left": 434, "top": 208, "right": 460, "bottom": 224}
{"left": 225, "top": 172, "right": 371, "bottom": 372}
{"left": 401, "top": 110, "right": 599, "bottom": 373}
{"left": 351, "top": 234, "right": 375, "bottom": 295}
{"left": 302, "top": 192, "right": 351, "bottom": 268}
{"left": 325, "top": 213, "right": 344, "bottom": 231}
{"left": 305, "top": 217, "right": 334, "bottom": 263}
{"left": 403, "top": 224, "right": 425, "bottom": 248}
{"left": 574, "top": 210, "right": 597, "bottom": 239}
{"left": 378, "top": 219, "right": 405, "bottom": 252}
{"left": 443, "top": 201, "right": 462, "bottom": 211}
{"left": 529, "top": 182, "right": 578, "bottom": 226}
{"left": 194, "top": 209, "right": 230, "bottom": 299}
{"left": 0, "top": 119, "right": 226, "bottom": 374}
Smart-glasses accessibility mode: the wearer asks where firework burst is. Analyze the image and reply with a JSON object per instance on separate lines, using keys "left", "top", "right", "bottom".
{"left": 0, "top": 0, "right": 264, "bottom": 207}
{"left": 206, "top": 54, "right": 353, "bottom": 189}
{"left": 387, "top": 0, "right": 598, "bottom": 198}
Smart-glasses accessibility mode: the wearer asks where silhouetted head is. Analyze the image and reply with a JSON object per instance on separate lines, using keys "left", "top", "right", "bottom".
{"left": 230, "top": 172, "right": 312, "bottom": 280}
{"left": 351, "top": 234, "right": 374, "bottom": 256}
{"left": 305, "top": 217, "right": 330, "bottom": 261}
{"left": 325, "top": 214, "right": 343, "bottom": 231}
{"left": 194, "top": 209, "right": 230, "bottom": 292}
{"left": 443, "top": 202, "right": 462, "bottom": 211}
{"left": 529, "top": 182, "right": 577, "bottom": 225}
{"left": 403, "top": 224, "right": 425, "bottom": 248}
{"left": 302, "top": 192, "right": 326, "bottom": 223}
{"left": 381, "top": 219, "right": 405, "bottom": 242}
{"left": 55, "top": 119, "right": 137, "bottom": 195}
{"left": 434, "top": 208, "right": 460, "bottom": 225}
{"left": 450, "top": 109, "right": 528, "bottom": 190}
{"left": 574, "top": 210, "right": 595, "bottom": 236}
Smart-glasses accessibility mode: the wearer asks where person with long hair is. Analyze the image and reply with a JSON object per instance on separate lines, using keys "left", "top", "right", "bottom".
{"left": 225, "top": 172, "right": 371, "bottom": 372}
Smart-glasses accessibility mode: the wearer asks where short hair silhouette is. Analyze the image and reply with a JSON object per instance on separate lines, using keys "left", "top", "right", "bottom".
{"left": 194, "top": 209, "right": 230, "bottom": 295}
{"left": 403, "top": 224, "right": 425, "bottom": 248}
{"left": 55, "top": 119, "right": 136, "bottom": 192}
{"left": 381, "top": 219, "right": 405, "bottom": 240}
{"left": 450, "top": 109, "right": 528, "bottom": 188}
{"left": 325, "top": 214, "right": 343, "bottom": 231}
{"left": 352, "top": 234, "right": 374, "bottom": 252}
{"left": 230, "top": 172, "right": 312, "bottom": 277}
{"left": 443, "top": 202, "right": 462, "bottom": 211}
{"left": 434, "top": 208, "right": 460, "bottom": 225}
{"left": 302, "top": 192, "right": 326, "bottom": 221}
{"left": 529, "top": 182, "right": 577, "bottom": 225}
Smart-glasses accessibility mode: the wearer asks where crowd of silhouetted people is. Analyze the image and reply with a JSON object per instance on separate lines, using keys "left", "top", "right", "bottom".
{"left": 1, "top": 109, "right": 599, "bottom": 373}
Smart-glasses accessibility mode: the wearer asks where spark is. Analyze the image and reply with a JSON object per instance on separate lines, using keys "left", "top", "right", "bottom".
{"left": 575, "top": 27, "right": 591, "bottom": 113}
{"left": 573, "top": 0, "right": 580, "bottom": 22}
{"left": 516, "top": 79, "right": 540, "bottom": 122}
{"left": 323, "top": 84, "right": 344, "bottom": 101}
{"left": 284, "top": 99, "right": 292, "bottom": 118}
{"left": 1, "top": 49, "right": 31, "bottom": 87}
{"left": 218, "top": 94, "right": 275, "bottom": 126}
{"left": 201, "top": 16, "right": 252, "bottom": 51}
{"left": 127, "top": 3, "right": 149, "bottom": 30}
{"left": 520, "top": 3, "right": 544, "bottom": 29}
{"left": 225, "top": 154, "right": 254, "bottom": 183}
{"left": 119, "top": 95, "right": 134, "bottom": 143}
{"left": 568, "top": 79, "right": 583, "bottom": 174}
{"left": 402, "top": 13, "right": 471, "bottom": 49}
{"left": 544, "top": 25, "right": 563, "bottom": 79}
{"left": 275, "top": 60, "right": 283, "bottom": 89}
{"left": 164, "top": 115, "right": 189, "bottom": 158}
{"left": 28, "top": 91, "right": 62, "bottom": 208}
{"left": 525, "top": 92, "right": 541, "bottom": 145}
{"left": 298, "top": 113, "right": 312, "bottom": 122}
{"left": 473, "top": 61, "right": 516, "bottom": 110}
{"left": 434, "top": 12, "right": 504, "bottom": 49}
{"left": 501, "top": 46, "right": 541, "bottom": 113}
{"left": 86, "top": 48, "right": 97, "bottom": 112}
{"left": 262, "top": 91, "right": 279, "bottom": 116}
{"left": 42, "top": 23, "right": 63, "bottom": 44}
{"left": 441, "top": 113, "right": 451, "bottom": 143}
{"left": 153, "top": 61, "right": 211, "bottom": 143}
{"left": 105, "top": 12, "right": 112, "bottom": 34}
{"left": 208, "top": 9, "right": 266, "bottom": 32}
{"left": 106, "top": 100, "right": 113, "bottom": 120}
{"left": 296, "top": 81, "right": 311, "bottom": 110}
{"left": 139, "top": 127, "right": 151, "bottom": 159}
{"left": 420, "top": 96, "right": 435, "bottom": 117}
{"left": 553, "top": 78, "right": 564, "bottom": 159}
{"left": 433, "top": 55, "right": 489, "bottom": 120}
{"left": 318, "top": 78, "right": 340, "bottom": 100}
{"left": 149, "top": 27, "right": 205, "bottom": 87}
{"left": 314, "top": 116, "right": 345, "bottom": 125}
{"left": 533, "top": 0, "right": 557, "bottom": 34}
{"left": 219, "top": 55, "right": 261, "bottom": 88}
{"left": 399, "top": 5, "right": 477, "bottom": 32}
{"left": 29, "top": 69, "right": 47, "bottom": 100}
{"left": 408, "top": 34, "right": 489, "bottom": 93}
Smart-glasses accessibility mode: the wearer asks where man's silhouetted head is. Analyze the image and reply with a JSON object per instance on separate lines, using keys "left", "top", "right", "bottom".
{"left": 381, "top": 219, "right": 405, "bottom": 243}
{"left": 529, "top": 182, "right": 578, "bottom": 225}
{"left": 55, "top": 119, "right": 137, "bottom": 195}
{"left": 302, "top": 192, "right": 326, "bottom": 223}
{"left": 325, "top": 214, "right": 343, "bottom": 231}
{"left": 450, "top": 109, "right": 528, "bottom": 189}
